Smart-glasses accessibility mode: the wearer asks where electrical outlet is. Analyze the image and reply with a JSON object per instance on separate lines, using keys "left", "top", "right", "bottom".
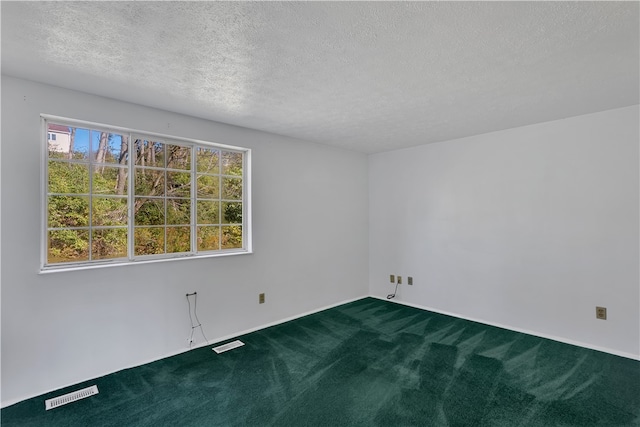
{"left": 397, "top": 276, "right": 402, "bottom": 285}
{"left": 596, "top": 306, "right": 607, "bottom": 320}
{"left": 390, "top": 274, "right": 395, "bottom": 283}
{"left": 408, "top": 276, "right": 413, "bottom": 285}
{"left": 259, "top": 293, "right": 265, "bottom": 304}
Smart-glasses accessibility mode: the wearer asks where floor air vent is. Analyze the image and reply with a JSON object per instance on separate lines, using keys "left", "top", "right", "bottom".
{"left": 213, "top": 340, "right": 245, "bottom": 354}
{"left": 45, "top": 385, "right": 99, "bottom": 410}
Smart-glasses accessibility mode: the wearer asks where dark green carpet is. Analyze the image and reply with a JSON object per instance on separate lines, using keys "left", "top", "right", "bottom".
{"left": 2, "top": 297, "right": 639, "bottom": 426}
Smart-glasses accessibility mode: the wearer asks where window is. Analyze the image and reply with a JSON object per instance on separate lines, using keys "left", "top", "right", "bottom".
{"left": 42, "top": 116, "right": 251, "bottom": 271}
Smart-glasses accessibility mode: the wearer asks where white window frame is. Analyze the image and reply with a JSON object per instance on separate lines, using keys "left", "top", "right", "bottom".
{"left": 40, "top": 115, "right": 252, "bottom": 273}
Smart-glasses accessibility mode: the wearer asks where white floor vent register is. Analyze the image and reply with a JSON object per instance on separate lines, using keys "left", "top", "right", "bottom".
{"left": 213, "top": 340, "right": 245, "bottom": 354}
{"left": 45, "top": 385, "right": 99, "bottom": 410}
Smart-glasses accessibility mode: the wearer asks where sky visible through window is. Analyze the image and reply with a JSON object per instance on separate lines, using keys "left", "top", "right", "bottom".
{"left": 47, "top": 125, "right": 124, "bottom": 160}
{"left": 78, "top": 128, "right": 123, "bottom": 160}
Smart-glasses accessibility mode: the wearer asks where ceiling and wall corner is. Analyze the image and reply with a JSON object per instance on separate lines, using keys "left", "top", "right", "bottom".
{"left": 1, "top": 1, "right": 638, "bottom": 153}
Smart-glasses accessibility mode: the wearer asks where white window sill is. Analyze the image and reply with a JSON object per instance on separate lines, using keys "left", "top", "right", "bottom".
{"left": 39, "top": 249, "right": 252, "bottom": 274}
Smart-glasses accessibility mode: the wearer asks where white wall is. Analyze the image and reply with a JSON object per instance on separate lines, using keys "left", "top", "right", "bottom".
{"left": 2, "top": 76, "right": 637, "bottom": 407}
{"left": 370, "top": 105, "right": 639, "bottom": 359}
{"left": 0, "top": 76, "right": 369, "bottom": 406}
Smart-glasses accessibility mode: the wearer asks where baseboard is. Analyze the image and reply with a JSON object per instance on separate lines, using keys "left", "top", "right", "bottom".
{"left": 196, "top": 294, "right": 370, "bottom": 348}
{"left": 371, "top": 295, "right": 640, "bottom": 361}
{"left": 6, "top": 292, "right": 634, "bottom": 408}
{"left": 1, "top": 294, "right": 369, "bottom": 409}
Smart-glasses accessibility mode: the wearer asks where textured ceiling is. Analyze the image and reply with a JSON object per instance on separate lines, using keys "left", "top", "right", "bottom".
{"left": 2, "top": 1, "right": 638, "bottom": 153}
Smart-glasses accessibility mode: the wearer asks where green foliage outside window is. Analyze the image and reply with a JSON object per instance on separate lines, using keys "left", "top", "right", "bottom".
{"left": 45, "top": 121, "right": 246, "bottom": 267}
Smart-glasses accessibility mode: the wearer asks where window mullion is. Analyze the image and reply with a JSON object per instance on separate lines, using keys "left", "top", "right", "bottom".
{"left": 128, "top": 133, "right": 135, "bottom": 261}
{"left": 163, "top": 144, "right": 168, "bottom": 254}
{"left": 242, "top": 152, "right": 247, "bottom": 249}
{"left": 218, "top": 154, "right": 222, "bottom": 250}
{"left": 41, "top": 118, "right": 49, "bottom": 267}
{"left": 191, "top": 147, "right": 197, "bottom": 254}
{"left": 88, "top": 130, "right": 94, "bottom": 261}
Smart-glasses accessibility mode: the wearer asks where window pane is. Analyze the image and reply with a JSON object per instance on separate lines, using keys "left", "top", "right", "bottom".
{"left": 93, "top": 166, "right": 128, "bottom": 195}
{"left": 167, "top": 198, "right": 190, "bottom": 225}
{"left": 135, "top": 168, "right": 165, "bottom": 196}
{"left": 48, "top": 196, "right": 89, "bottom": 228}
{"left": 45, "top": 119, "right": 248, "bottom": 268}
{"left": 167, "top": 226, "right": 191, "bottom": 253}
{"left": 166, "top": 144, "right": 191, "bottom": 170}
{"left": 92, "top": 132, "right": 127, "bottom": 164}
{"left": 167, "top": 171, "right": 191, "bottom": 197}
{"left": 222, "top": 177, "right": 242, "bottom": 200}
{"left": 48, "top": 229, "right": 89, "bottom": 263}
{"left": 222, "top": 151, "right": 243, "bottom": 176}
{"left": 92, "top": 197, "right": 128, "bottom": 226}
{"left": 135, "top": 198, "right": 165, "bottom": 226}
{"left": 222, "top": 202, "right": 242, "bottom": 224}
{"left": 222, "top": 226, "right": 242, "bottom": 249}
{"left": 197, "top": 226, "right": 220, "bottom": 251}
{"left": 197, "top": 200, "right": 219, "bottom": 224}
{"left": 92, "top": 228, "right": 127, "bottom": 260}
{"left": 196, "top": 174, "right": 219, "bottom": 198}
{"left": 134, "top": 139, "right": 165, "bottom": 167}
{"left": 196, "top": 148, "right": 219, "bottom": 174}
{"left": 48, "top": 124, "right": 88, "bottom": 160}
{"left": 48, "top": 161, "right": 90, "bottom": 194}
{"left": 134, "top": 227, "right": 165, "bottom": 255}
